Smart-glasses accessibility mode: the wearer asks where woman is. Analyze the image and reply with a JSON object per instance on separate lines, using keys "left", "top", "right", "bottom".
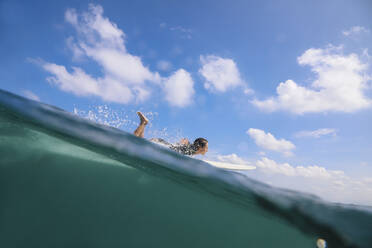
{"left": 133, "top": 112, "right": 208, "bottom": 156}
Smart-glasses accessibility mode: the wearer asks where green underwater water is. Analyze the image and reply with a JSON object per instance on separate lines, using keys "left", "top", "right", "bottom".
{"left": 0, "top": 118, "right": 315, "bottom": 248}
{"left": 1, "top": 89, "right": 372, "bottom": 248}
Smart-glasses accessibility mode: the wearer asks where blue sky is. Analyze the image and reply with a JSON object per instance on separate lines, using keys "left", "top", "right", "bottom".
{"left": 1, "top": 0, "right": 372, "bottom": 204}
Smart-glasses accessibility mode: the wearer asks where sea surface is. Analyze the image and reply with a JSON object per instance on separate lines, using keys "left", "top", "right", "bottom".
{"left": 1, "top": 89, "right": 372, "bottom": 248}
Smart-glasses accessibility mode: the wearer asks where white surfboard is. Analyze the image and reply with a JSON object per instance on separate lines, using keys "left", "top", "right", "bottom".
{"left": 203, "top": 160, "right": 256, "bottom": 170}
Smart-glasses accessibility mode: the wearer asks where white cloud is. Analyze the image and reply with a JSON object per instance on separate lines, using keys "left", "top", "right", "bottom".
{"left": 295, "top": 128, "right": 337, "bottom": 138}
{"left": 252, "top": 46, "right": 372, "bottom": 114}
{"left": 247, "top": 128, "right": 295, "bottom": 156}
{"left": 43, "top": 63, "right": 134, "bottom": 104}
{"left": 64, "top": 8, "right": 78, "bottom": 25}
{"left": 199, "top": 55, "right": 251, "bottom": 93}
{"left": 203, "top": 152, "right": 372, "bottom": 205}
{"left": 342, "top": 26, "right": 370, "bottom": 36}
{"left": 65, "top": 5, "right": 126, "bottom": 50}
{"left": 40, "top": 4, "right": 199, "bottom": 107}
{"left": 243, "top": 87, "right": 254, "bottom": 95}
{"left": 256, "top": 157, "right": 343, "bottom": 178}
{"left": 216, "top": 153, "right": 249, "bottom": 164}
{"left": 23, "top": 90, "right": 40, "bottom": 101}
{"left": 41, "top": 4, "right": 161, "bottom": 104}
{"left": 156, "top": 60, "right": 172, "bottom": 71}
{"left": 163, "top": 69, "right": 194, "bottom": 107}
{"left": 66, "top": 37, "right": 84, "bottom": 60}
{"left": 250, "top": 157, "right": 372, "bottom": 205}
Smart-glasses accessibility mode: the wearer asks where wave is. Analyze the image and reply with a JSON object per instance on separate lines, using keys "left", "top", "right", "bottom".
{"left": 0, "top": 88, "right": 371, "bottom": 248}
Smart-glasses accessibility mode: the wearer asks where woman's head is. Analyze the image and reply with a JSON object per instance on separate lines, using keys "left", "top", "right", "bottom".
{"left": 193, "top": 138, "right": 208, "bottom": 155}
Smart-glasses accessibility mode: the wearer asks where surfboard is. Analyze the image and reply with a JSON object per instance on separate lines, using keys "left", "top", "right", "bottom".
{"left": 203, "top": 160, "right": 256, "bottom": 170}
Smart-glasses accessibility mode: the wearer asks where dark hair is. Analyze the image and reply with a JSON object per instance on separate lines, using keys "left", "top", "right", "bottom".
{"left": 192, "top": 138, "right": 208, "bottom": 151}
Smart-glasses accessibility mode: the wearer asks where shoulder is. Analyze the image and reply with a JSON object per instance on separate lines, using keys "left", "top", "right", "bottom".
{"left": 170, "top": 144, "right": 195, "bottom": 155}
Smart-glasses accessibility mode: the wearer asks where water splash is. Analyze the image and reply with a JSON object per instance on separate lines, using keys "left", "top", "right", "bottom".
{"left": 73, "top": 105, "right": 183, "bottom": 144}
{"left": 73, "top": 105, "right": 136, "bottom": 129}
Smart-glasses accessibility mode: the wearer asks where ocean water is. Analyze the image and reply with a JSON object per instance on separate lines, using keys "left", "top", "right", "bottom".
{"left": 0, "top": 89, "right": 371, "bottom": 248}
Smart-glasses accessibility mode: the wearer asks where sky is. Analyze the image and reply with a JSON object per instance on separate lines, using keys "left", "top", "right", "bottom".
{"left": 1, "top": 0, "right": 372, "bottom": 205}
